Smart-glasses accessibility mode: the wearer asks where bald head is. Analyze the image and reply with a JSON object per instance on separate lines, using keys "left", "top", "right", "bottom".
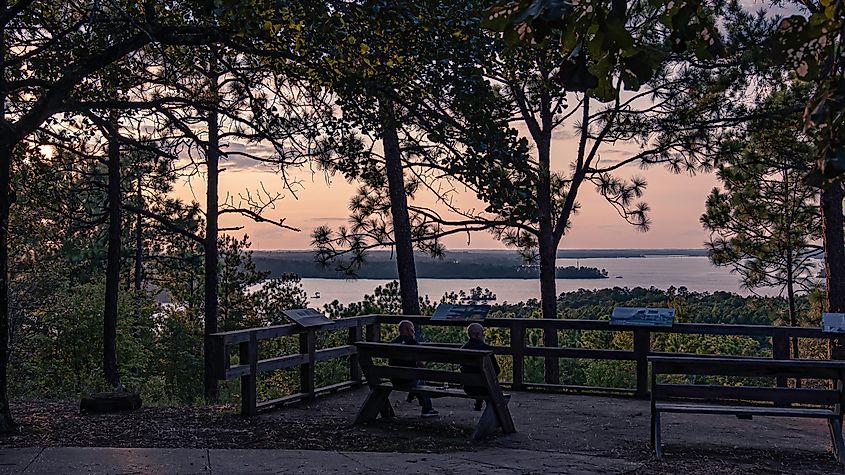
{"left": 467, "top": 323, "right": 484, "bottom": 341}
{"left": 398, "top": 320, "right": 415, "bottom": 337}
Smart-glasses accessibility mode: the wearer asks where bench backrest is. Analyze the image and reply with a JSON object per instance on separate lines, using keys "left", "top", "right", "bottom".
{"left": 649, "top": 356, "right": 845, "bottom": 410}
{"left": 355, "top": 342, "right": 498, "bottom": 390}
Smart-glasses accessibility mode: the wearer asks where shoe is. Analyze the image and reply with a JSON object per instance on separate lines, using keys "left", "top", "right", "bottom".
{"left": 421, "top": 408, "right": 439, "bottom": 418}
{"left": 406, "top": 393, "right": 415, "bottom": 403}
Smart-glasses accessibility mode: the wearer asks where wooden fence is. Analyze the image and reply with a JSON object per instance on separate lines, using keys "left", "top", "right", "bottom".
{"left": 208, "top": 314, "right": 833, "bottom": 416}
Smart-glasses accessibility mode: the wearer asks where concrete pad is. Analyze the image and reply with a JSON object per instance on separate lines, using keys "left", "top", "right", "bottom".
{"left": 341, "top": 451, "right": 465, "bottom": 474}
{"left": 661, "top": 411, "right": 831, "bottom": 452}
{"left": 22, "top": 447, "right": 209, "bottom": 474}
{"left": 0, "top": 448, "right": 42, "bottom": 474}
{"left": 341, "top": 448, "right": 642, "bottom": 474}
{"left": 460, "top": 448, "right": 642, "bottom": 474}
{"left": 208, "top": 449, "right": 365, "bottom": 474}
{"left": 208, "top": 448, "right": 642, "bottom": 475}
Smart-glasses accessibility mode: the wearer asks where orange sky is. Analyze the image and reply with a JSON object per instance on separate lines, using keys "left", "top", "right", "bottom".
{"left": 172, "top": 137, "right": 721, "bottom": 251}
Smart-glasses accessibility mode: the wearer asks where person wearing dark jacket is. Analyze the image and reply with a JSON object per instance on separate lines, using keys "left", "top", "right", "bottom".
{"left": 461, "top": 323, "right": 500, "bottom": 411}
{"left": 389, "top": 320, "right": 438, "bottom": 417}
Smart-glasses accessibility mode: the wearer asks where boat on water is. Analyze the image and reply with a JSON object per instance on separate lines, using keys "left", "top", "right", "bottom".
{"left": 312, "top": 291, "right": 321, "bottom": 299}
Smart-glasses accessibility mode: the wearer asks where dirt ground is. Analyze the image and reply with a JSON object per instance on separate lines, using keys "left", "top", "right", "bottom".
{"left": 2, "top": 389, "right": 842, "bottom": 474}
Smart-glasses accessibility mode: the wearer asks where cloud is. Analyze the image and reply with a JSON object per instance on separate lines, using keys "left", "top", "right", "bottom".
{"left": 552, "top": 128, "right": 574, "bottom": 140}
{"left": 218, "top": 142, "right": 278, "bottom": 172}
{"left": 308, "top": 216, "right": 350, "bottom": 223}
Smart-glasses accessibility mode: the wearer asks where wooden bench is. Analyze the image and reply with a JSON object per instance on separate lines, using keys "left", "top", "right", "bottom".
{"left": 353, "top": 342, "right": 516, "bottom": 440}
{"left": 649, "top": 356, "right": 845, "bottom": 464}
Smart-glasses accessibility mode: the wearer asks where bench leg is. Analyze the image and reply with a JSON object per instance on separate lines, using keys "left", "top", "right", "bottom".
{"left": 651, "top": 410, "right": 663, "bottom": 460}
{"left": 472, "top": 395, "right": 513, "bottom": 440}
{"left": 472, "top": 402, "right": 500, "bottom": 440}
{"left": 487, "top": 393, "right": 515, "bottom": 436}
{"left": 829, "top": 417, "right": 845, "bottom": 465}
{"left": 354, "top": 387, "right": 393, "bottom": 424}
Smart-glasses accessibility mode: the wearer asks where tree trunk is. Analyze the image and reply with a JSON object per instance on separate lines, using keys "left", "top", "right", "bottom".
{"left": 103, "top": 128, "right": 122, "bottom": 389}
{"left": 785, "top": 256, "right": 800, "bottom": 381}
{"left": 822, "top": 182, "right": 845, "bottom": 359}
{"left": 131, "top": 176, "right": 143, "bottom": 378}
{"left": 203, "top": 109, "right": 220, "bottom": 402}
{"left": 536, "top": 133, "right": 559, "bottom": 384}
{"left": 0, "top": 143, "right": 15, "bottom": 433}
{"left": 379, "top": 97, "right": 421, "bottom": 318}
{"left": 134, "top": 177, "right": 143, "bottom": 316}
{"left": 0, "top": 3, "right": 15, "bottom": 431}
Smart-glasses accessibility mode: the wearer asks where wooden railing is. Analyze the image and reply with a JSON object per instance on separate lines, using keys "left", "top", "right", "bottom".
{"left": 208, "top": 314, "right": 834, "bottom": 416}
{"left": 207, "top": 315, "right": 380, "bottom": 415}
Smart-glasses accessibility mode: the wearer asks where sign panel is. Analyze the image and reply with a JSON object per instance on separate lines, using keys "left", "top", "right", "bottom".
{"left": 282, "top": 308, "right": 332, "bottom": 328}
{"left": 823, "top": 313, "right": 845, "bottom": 333}
{"left": 610, "top": 307, "right": 675, "bottom": 328}
{"left": 431, "top": 304, "right": 491, "bottom": 322}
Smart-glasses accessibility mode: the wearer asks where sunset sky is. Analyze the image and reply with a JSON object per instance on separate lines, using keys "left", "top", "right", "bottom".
{"left": 172, "top": 134, "right": 721, "bottom": 251}
{"left": 171, "top": 0, "right": 795, "bottom": 252}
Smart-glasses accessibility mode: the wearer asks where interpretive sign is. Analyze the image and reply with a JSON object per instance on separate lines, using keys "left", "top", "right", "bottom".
{"left": 431, "top": 304, "right": 491, "bottom": 322}
{"left": 282, "top": 308, "right": 332, "bottom": 328}
{"left": 823, "top": 313, "right": 845, "bottom": 334}
{"left": 610, "top": 307, "right": 675, "bottom": 328}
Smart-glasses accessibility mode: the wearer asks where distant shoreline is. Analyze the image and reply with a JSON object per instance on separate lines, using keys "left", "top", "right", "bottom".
{"left": 254, "top": 248, "right": 709, "bottom": 259}
{"left": 251, "top": 250, "right": 706, "bottom": 280}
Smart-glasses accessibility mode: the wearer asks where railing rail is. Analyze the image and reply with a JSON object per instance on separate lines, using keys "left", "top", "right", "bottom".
{"left": 209, "top": 313, "right": 835, "bottom": 415}
{"left": 207, "top": 315, "right": 381, "bottom": 415}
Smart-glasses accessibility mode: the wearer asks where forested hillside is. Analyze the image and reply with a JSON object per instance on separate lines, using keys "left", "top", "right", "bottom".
{"left": 252, "top": 251, "right": 608, "bottom": 279}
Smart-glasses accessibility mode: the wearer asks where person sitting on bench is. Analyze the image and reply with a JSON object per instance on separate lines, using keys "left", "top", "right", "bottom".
{"left": 461, "top": 323, "right": 500, "bottom": 411}
{"left": 389, "top": 320, "right": 439, "bottom": 417}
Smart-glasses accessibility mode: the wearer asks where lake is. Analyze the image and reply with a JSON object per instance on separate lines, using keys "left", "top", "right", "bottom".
{"left": 299, "top": 256, "right": 819, "bottom": 305}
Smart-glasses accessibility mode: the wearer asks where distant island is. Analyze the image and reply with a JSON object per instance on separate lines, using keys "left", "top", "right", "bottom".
{"left": 247, "top": 249, "right": 702, "bottom": 280}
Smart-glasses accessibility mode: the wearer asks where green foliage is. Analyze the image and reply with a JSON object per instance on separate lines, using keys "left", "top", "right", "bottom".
{"left": 8, "top": 201, "right": 314, "bottom": 404}
{"left": 485, "top": 0, "right": 723, "bottom": 101}
{"left": 253, "top": 274, "right": 310, "bottom": 325}
{"left": 218, "top": 235, "right": 270, "bottom": 331}
{"left": 769, "top": 3, "right": 845, "bottom": 185}
{"left": 149, "top": 307, "right": 205, "bottom": 405}
{"left": 323, "top": 281, "right": 436, "bottom": 318}
{"left": 9, "top": 281, "right": 157, "bottom": 398}
{"left": 701, "top": 83, "right": 821, "bottom": 324}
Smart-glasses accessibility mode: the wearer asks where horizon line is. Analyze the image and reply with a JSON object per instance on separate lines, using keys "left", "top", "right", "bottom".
{"left": 252, "top": 247, "right": 708, "bottom": 252}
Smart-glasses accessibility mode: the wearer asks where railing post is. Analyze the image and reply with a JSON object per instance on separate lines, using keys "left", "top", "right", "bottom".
{"left": 300, "top": 329, "right": 316, "bottom": 398}
{"left": 239, "top": 332, "right": 258, "bottom": 416}
{"left": 207, "top": 335, "right": 227, "bottom": 380}
{"left": 634, "top": 328, "right": 650, "bottom": 399}
{"left": 366, "top": 322, "right": 381, "bottom": 342}
{"left": 773, "top": 332, "right": 790, "bottom": 388}
{"left": 349, "top": 323, "right": 363, "bottom": 385}
{"left": 511, "top": 322, "right": 525, "bottom": 390}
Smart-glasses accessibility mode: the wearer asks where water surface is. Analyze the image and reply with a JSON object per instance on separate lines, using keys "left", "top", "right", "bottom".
{"left": 298, "top": 256, "right": 813, "bottom": 305}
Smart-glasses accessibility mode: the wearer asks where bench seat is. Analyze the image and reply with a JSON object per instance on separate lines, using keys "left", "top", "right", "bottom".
{"left": 654, "top": 403, "right": 838, "bottom": 419}
{"left": 371, "top": 382, "right": 509, "bottom": 400}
